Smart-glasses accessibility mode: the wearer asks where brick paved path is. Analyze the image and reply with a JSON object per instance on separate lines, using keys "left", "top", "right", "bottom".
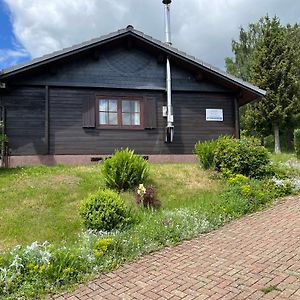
{"left": 52, "top": 197, "right": 300, "bottom": 300}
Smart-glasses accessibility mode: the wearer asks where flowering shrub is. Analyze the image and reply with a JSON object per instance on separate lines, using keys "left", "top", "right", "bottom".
{"left": 0, "top": 208, "right": 226, "bottom": 299}
{"left": 0, "top": 233, "right": 113, "bottom": 299}
{"left": 221, "top": 169, "right": 299, "bottom": 219}
{"left": 271, "top": 176, "right": 300, "bottom": 196}
{"left": 136, "top": 184, "right": 161, "bottom": 208}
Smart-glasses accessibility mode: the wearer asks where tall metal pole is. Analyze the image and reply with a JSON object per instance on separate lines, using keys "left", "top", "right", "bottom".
{"left": 163, "top": 0, "right": 174, "bottom": 142}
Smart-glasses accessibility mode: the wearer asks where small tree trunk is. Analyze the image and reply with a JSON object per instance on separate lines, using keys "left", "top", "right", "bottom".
{"left": 260, "top": 135, "right": 265, "bottom": 146}
{"left": 274, "top": 124, "right": 281, "bottom": 153}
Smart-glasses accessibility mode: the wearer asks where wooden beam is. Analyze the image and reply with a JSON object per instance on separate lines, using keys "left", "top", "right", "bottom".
{"left": 126, "top": 37, "right": 134, "bottom": 50}
{"left": 49, "top": 66, "right": 58, "bottom": 75}
{"left": 45, "top": 86, "right": 50, "bottom": 154}
{"left": 157, "top": 54, "right": 165, "bottom": 64}
{"left": 195, "top": 72, "right": 204, "bottom": 81}
{"left": 92, "top": 49, "right": 101, "bottom": 60}
{"left": 234, "top": 97, "right": 240, "bottom": 139}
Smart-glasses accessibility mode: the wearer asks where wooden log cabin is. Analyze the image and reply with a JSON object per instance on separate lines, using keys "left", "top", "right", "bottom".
{"left": 0, "top": 26, "right": 265, "bottom": 166}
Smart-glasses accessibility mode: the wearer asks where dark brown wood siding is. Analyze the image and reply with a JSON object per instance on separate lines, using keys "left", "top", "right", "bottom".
{"left": 1, "top": 87, "right": 46, "bottom": 155}
{"left": 12, "top": 45, "right": 230, "bottom": 93}
{"left": 2, "top": 86, "right": 235, "bottom": 155}
{"left": 45, "top": 87, "right": 234, "bottom": 155}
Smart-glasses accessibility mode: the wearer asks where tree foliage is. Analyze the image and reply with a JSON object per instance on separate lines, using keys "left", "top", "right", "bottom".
{"left": 226, "top": 16, "right": 300, "bottom": 152}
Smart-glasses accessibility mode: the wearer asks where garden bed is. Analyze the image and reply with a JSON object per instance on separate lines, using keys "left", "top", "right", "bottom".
{"left": 0, "top": 153, "right": 299, "bottom": 299}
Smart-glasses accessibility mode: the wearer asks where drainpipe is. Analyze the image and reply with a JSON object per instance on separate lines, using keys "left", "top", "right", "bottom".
{"left": 163, "top": 0, "right": 174, "bottom": 143}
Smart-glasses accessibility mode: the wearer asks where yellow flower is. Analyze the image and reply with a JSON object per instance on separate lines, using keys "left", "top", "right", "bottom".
{"left": 137, "top": 184, "right": 146, "bottom": 195}
{"left": 39, "top": 265, "right": 47, "bottom": 273}
{"left": 94, "top": 250, "right": 104, "bottom": 258}
{"left": 241, "top": 185, "right": 251, "bottom": 196}
{"left": 96, "top": 238, "right": 113, "bottom": 249}
{"left": 228, "top": 174, "right": 249, "bottom": 185}
{"left": 63, "top": 267, "right": 72, "bottom": 273}
{"left": 27, "top": 263, "right": 35, "bottom": 269}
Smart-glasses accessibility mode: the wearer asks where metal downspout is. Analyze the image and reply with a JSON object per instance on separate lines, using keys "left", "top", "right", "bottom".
{"left": 163, "top": 0, "right": 174, "bottom": 143}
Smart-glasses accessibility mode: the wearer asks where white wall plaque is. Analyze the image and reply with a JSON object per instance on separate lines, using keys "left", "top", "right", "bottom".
{"left": 206, "top": 109, "right": 223, "bottom": 121}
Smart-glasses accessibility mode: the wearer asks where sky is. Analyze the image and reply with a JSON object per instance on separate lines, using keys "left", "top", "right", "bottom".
{"left": 0, "top": 0, "right": 299, "bottom": 71}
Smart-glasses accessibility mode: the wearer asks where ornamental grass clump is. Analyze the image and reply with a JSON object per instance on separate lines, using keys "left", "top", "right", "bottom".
{"left": 194, "top": 140, "right": 217, "bottom": 169}
{"left": 79, "top": 189, "right": 133, "bottom": 231}
{"left": 102, "top": 148, "right": 149, "bottom": 191}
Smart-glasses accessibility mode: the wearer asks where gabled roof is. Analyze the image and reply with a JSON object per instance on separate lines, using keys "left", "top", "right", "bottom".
{"left": 0, "top": 25, "right": 265, "bottom": 103}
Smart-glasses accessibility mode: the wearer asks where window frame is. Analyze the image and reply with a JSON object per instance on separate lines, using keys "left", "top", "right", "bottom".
{"left": 95, "top": 95, "right": 144, "bottom": 129}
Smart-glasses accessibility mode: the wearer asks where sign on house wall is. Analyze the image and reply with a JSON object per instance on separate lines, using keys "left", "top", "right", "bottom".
{"left": 205, "top": 109, "right": 223, "bottom": 121}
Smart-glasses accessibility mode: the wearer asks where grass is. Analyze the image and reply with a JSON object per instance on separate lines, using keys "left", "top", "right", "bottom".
{"left": 261, "top": 285, "right": 282, "bottom": 294}
{"left": 0, "top": 163, "right": 222, "bottom": 250}
{"left": 0, "top": 155, "right": 299, "bottom": 299}
{"left": 270, "top": 152, "right": 299, "bottom": 164}
{"left": 0, "top": 165, "right": 101, "bottom": 249}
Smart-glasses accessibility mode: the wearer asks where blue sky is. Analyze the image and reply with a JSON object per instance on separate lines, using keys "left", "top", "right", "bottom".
{"left": 1, "top": 0, "right": 300, "bottom": 71}
{"left": 0, "top": 1, "right": 11, "bottom": 49}
{"left": 0, "top": 1, "right": 30, "bottom": 69}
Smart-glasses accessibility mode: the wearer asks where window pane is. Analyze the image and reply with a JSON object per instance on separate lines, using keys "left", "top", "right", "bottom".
{"left": 122, "top": 100, "right": 131, "bottom": 113}
{"left": 133, "top": 101, "right": 140, "bottom": 112}
{"left": 133, "top": 113, "right": 140, "bottom": 125}
{"left": 109, "top": 100, "right": 117, "bottom": 112}
{"left": 122, "top": 113, "right": 131, "bottom": 125}
{"left": 99, "top": 112, "right": 108, "bottom": 124}
{"left": 99, "top": 99, "right": 108, "bottom": 111}
{"left": 109, "top": 112, "right": 118, "bottom": 125}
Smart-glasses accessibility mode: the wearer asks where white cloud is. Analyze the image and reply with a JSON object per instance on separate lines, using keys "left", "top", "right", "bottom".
{"left": 0, "top": 48, "right": 29, "bottom": 69}
{"left": 3, "top": 0, "right": 300, "bottom": 69}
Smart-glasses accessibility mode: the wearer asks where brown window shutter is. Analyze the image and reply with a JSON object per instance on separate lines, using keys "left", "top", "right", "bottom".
{"left": 82, "top": 94, "right": 96, "bottom": 128}
{"left": 144, "top": 97, "right": 157, "bottom": 129}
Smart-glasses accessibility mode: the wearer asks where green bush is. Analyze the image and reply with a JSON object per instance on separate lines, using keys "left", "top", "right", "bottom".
{"left": 294, "top": 129, "right": 300, "bottom": 158}
{"left": 222, "top": 173, "right": 277, "bottom": 217}
{"left": 194, "top": 140, "right": 217, "bottom": 169}
{"left": 214, "top": 136, "right": 271, "bottom": 178}
{"left": 79, "top": 189, "right": 132, "bottom": 231}
{"left": 102, "top": 148, "right": 149, "bottom": 191}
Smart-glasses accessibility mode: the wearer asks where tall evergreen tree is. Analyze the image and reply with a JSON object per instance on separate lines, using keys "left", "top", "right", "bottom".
{"left": 226, "top": 16, "right": 300, "bottom": 152}
{"left": 225, "top": 21, "right": 263, "bottom": 81}
{"left": 250, "top": 16, "right": 300, "bottom": 153}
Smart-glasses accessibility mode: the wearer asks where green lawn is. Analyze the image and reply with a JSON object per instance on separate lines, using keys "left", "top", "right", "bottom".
{"left": 0, "top": 163, "right": 222, "bottom": 250}
{"left": 1, "top": 155, "right": 299, "bottom": 299}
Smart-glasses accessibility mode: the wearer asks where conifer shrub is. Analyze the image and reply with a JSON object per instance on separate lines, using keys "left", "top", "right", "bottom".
{"left": 79, "top": 189, "right": 133, "bottom": 231}
{"left": 294, "top": 129, "right": 300, "bottom": 158}
{"left": 102, "top": 148, "right": 149, "bottom": 191}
